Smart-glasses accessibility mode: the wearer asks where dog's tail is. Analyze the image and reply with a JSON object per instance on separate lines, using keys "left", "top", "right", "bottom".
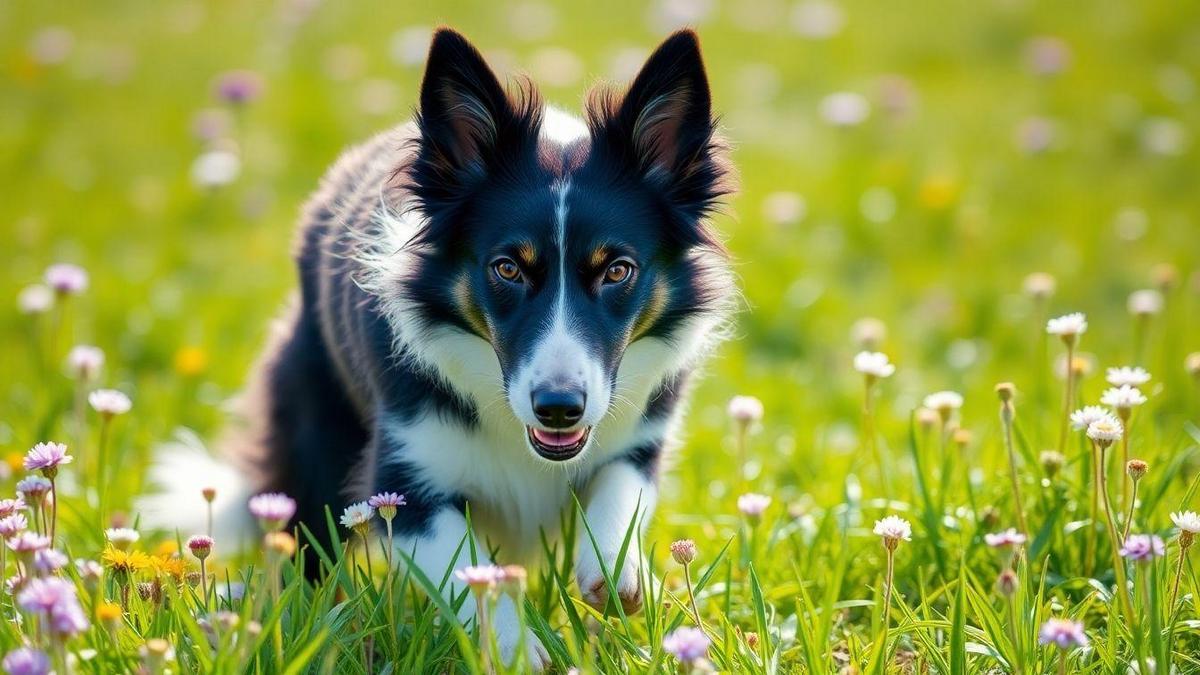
{"left": 135, "top": 428, "right": 258, "bottom": 546}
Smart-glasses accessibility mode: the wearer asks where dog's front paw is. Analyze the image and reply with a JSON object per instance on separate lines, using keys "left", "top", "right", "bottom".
{"left": 577, "top": 551, "right": 643, "bottom": 615}
{"left": 493, "top": 598, "right": 551, "bottom": 671}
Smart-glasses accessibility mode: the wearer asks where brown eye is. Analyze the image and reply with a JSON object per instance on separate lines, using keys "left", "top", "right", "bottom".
{"left": 493, "top": 259, "right": 522, "bottom": 283}
{"left": 603, "top": 260, "right": 634, "bottom": 285}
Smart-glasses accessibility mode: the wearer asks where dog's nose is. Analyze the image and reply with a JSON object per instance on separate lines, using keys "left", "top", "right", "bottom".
{"left": 531, "top": 388, "right": 586, "bottom": 429}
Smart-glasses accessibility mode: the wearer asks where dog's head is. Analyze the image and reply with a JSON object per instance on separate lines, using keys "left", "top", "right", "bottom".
{"left": 393, "top": 28, "right": 734, "bottom": 463}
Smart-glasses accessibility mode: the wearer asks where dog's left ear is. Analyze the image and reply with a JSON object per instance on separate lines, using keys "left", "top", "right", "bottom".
{"left": 591, "top": 30, "right": 732, "bottom": 225}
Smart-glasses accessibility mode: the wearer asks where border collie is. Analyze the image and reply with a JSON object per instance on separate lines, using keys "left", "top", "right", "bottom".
{"left": 145, "top": 27, "right": 734, "bottom": 669}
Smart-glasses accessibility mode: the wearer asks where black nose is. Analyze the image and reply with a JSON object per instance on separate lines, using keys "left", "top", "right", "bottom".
{"left": 531, "top": 389, "right": 586, "bottom": 429}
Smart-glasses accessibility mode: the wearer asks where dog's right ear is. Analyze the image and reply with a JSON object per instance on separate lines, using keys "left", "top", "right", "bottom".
{"left": 418, "top": 29, "right": 509, "bottom": 170}
{"left": 409, "top": 29, "right": 539, "bottom": 226}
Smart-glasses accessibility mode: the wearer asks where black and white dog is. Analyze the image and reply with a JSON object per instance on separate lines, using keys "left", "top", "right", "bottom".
{"left": 147, "top": 27, "right": 733, "bottom": 668}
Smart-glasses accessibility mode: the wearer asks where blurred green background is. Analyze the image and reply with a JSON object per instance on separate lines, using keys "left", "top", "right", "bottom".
{"left": 1, "top": 0, "right": 1198, "bottom": 524}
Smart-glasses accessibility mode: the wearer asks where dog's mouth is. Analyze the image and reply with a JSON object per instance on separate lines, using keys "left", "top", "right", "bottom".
{"left": 526, "top": 426, "right": 591, "bottom": 461}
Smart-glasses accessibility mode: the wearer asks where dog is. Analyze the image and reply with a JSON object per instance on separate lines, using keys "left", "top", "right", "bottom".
{"left": 144, "top": 27, "right": 734, "bottom": 669}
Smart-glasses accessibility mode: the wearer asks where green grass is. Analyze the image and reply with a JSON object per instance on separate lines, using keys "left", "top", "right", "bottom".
{"left": 3, "top": 0, "right": 1200, "bottom": 672}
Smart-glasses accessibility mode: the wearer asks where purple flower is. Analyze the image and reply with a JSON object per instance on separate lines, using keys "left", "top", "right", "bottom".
{"left": 662, "top": 626, "right": 710, "bottom": 663}
{"left": 49, "top": 599, "right": 89, "bottom": 636}
{"left": 7, "top": 532, "right": 51, "bottom": 554}
{"left": 16, "top": 576, "right": 75, "bottom": 613}
{"left": 368, "top": 492, "right": 406, "bottom": 508}
{"left": 1038, "top": 618, "right": 1088, "bottom": 649}
{"left": 16, "top": 476, "right": 52, "bottom": 504}
{"left": 0, "top": 514, "right": 28, "bottom": 537}
{"left": 0, "top": 498, "right": 25, "bottom": 518}
{"left": 248, "top": 492, "right": 296, "bottom": 532}
{"left": 33, "top": 548, "right": 68, "bottom": 575}
{"left": 43, "top": 263, "right": 88, "bottom": 295}
{"left": 214, "top": 70, "right": 264, "bottom": 104}
{"left": 24, "top": 442, "right": 73, "bottom": 475}
{"left": 1119, "top": 534, "right": 1166, "bottom": 562}
{"left": 2, "top": 647, "right": 51, "bottom": 675}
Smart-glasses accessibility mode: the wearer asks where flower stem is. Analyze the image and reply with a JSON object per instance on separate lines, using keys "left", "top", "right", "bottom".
{"left": 1096, "top": 441, "right": 1136, "bottom": 629}
{"left": 1057, "top": 343, "right": 1075, "bottom": 455}
{"left": 1122, "top": 481, "right": 1139, "bottom": 542}
{"left": 49, "top": 477, "right": 58, "bottom": 544}
{"left": 1169, "top": 537, "right": 1192, "bottom": 615}
{"left": 881, "top": 548, "right": 895, "bottom": 640}
{"left": 999, "top": 402, "right": 1028, "bottom": 536}
{"left": 683, "top": 562, "right": 704, "bottom": 631}
{"left": 864, "top": 379, "right": 890, "bottom": 496}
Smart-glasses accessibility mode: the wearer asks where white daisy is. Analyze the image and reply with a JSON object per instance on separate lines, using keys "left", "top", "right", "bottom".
{"left": 1170, "top": 511, "right": 1200, "bottom": 534}
{"left": 1070, "top": 405, "right": 1110, "bottom": 431}
{"left": 853, "top": 351, "right": 895, "bottom": 379}
{"left": 1100, "top": 385, "right": 1147, "bottom": 411}
{"left": 922, "top": 391, "right": 963, "bottom": 417}
{"left": 1106, "top": 366, "right": 1151, "bottom": 387}
{"left": 338, "top": 501, "right": 375, "bottom": 529}
{"left": 1086, "top": 416, "right": 1123, "bottom": 444}
{"left": 1046, "top": 312, "right": 1087, "bottom": 343}
{"left": 1127, "top": 289, "right": 1163, "bottom": 316}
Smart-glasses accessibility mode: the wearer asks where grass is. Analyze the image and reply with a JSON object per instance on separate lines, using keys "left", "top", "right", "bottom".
{"left": 2, "top": 0, "right": 1200, "bottom": 672}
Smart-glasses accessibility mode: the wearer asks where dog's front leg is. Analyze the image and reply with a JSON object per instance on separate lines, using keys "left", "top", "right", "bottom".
{"left": 395, "top": 508, "right": 550, "bottom": 670}
{"left": 576, "top": 459, "right": 657, "bottom": 614}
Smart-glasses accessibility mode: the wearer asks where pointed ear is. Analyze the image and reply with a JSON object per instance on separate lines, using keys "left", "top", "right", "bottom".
{"left": 418, "top": 28, "right": 512, "bottom": 170}
{"left": 590, "top": 30, "right": 732, "bottom": 223}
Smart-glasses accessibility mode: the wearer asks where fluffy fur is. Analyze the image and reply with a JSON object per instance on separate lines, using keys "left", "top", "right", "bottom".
{"left": 141, "top": 27, "right": 734, "bottom": 669}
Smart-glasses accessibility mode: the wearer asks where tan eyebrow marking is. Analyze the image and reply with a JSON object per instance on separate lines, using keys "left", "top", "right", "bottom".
{"left": 630, "top": 279, "right": 668, "bottom": 342}
{"left": 453, "top": 274, "right": 492, "bottom": 341}
{"left": 516, "top": 242, "right": 538, "bottom": 267}
{"left": 589, "top": 246, "right": 611, "bottom": 269}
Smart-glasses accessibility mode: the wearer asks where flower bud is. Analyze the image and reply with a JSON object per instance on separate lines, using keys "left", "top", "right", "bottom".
{"left": 1126, "top": 459, "right": 1148, "bottom": 482}
{"left": 996, "top": 569, "right": 1019, "bottom": 597}
{"left": 670, "top": 539, "right": 697, "bottom": 565}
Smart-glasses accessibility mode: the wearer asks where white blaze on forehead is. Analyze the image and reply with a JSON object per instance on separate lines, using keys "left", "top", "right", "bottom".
{"left": 540, "top": 106, "right": 589, "bottom": 147}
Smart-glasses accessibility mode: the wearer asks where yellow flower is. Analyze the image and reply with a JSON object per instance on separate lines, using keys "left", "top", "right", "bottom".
{"left": 102, "top": 547, "right": 151, "bottom": 574}
{"left": 918, "top": 174, "right": 959, "bottom": 210}
{"left": 96, "top": 601, "right": 123, "bottom": 623}
{"left": 174, "top": 346, "right": 208, "bottom": 377}
{"left": 5, "top": 453, "right": 23, "bottom": 474}
{"left": 149, "top": 554, "right": 188, "bottom": 582}
{"left": 154, "top": 540, "right": 178, "bottom": 558}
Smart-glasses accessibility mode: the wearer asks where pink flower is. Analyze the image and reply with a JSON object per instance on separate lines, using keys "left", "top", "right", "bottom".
{"left": 7, "top": 532, "right": 51, "bottom": 554}
{"left": 0, "top": 514, "right": 28, "bottom": 537}
{"left": 368, "top": 492, "right": 406, "bottom": 508}
{"left": 23, "top": 442, "right": 73, "bottom": 476}
{"left": 454, "top": 564, "right": 504, "bottom": 591}
{"left": 248, "top": 492, "right": 296, "bottom": 532}
{"left": 89, "top": 389, "right": 132, "bottom": 416}
{"left": 187, "top": 535, "right": 214, "bottom": 560}
{"left": 670, "top": 539, "right": 697, "bottom": 565}
{"left": 984, "top": 529, "right": 1027, "bottom": 548}
{"left": 214, "top": 70, "right": 264, "bottom": 104}
{"left": 737, "top": 493, "right": 772, "bottom": 521}
{"left": 1119, "top": 534, "right": 1165, "bottom": 562}
{"left": 662, "top": 626, "right": 710, "bottom": 663}
{"left": 0, "top": 498, "right": 25, "bottom": 518}
{"left": 44, "top": 263, "right": 88, "bottom": 295}
{"left": 66, "top": 345, "right": 104, "bottom": 380}
{"left": 1038, "top": 618, "right": 1088, "bottom": 649}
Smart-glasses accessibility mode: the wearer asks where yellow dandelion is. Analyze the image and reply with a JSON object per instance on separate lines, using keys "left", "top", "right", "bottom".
{"left": 102, "top": 547, "right": 151, "bottom": 574}
{"left": 154, "top": 540, "right": 178, "bottom": 558}
{"left": 174, "top": 346, "right": 208, "bottom": 377}
{"left": 5, "top": 452, "right": 23, "bottom": 474}
{"left": 96, "top": 601, "right": 123, "bottom": 623}
{"left": 149, "top": 554, "right": 188, "bottom": 582}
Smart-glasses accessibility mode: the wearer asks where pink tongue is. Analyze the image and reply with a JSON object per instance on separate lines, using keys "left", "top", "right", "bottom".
{"left": 532, "top": 427, "right": 586, "bottom": 448}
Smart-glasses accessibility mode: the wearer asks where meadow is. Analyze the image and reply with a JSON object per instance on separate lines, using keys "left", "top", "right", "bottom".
{"left": 2, "top": 0, "right": 1200, "bottom": 672}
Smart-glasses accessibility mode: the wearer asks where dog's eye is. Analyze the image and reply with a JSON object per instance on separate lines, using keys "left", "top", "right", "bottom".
{"left": 493, "top": 258, "right": 523, "bottom": 283}
{"left": 602, "top": 260, "right": 634, "bottom": 285}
